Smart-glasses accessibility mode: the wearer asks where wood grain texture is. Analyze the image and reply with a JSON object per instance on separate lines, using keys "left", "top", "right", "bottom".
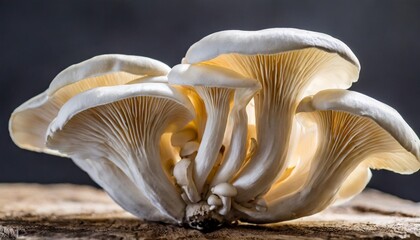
{"left": 0, "top": 184, "right": 419, "bottom": 239}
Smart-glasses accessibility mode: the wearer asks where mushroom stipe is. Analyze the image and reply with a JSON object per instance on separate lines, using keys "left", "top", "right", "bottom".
{"left": 9, "top": 28, "right": 420, "bottom": 232}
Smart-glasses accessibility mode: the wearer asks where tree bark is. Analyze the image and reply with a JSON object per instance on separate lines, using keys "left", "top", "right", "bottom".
{"left": 0, "top": 184, "right": 419, "bottom": 239}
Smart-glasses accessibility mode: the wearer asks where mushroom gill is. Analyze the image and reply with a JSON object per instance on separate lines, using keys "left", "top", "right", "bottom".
{"left": 235, "top": 90, "right": 420, "bottom": 223}
{"left": 196, "top": 48, "right": 358, "bottom": 202}
{"left": 47, "top": 83, "right": 195, "bottom": 223}
{"left": 183, "top": 28, "right": 360, "bottom": 202}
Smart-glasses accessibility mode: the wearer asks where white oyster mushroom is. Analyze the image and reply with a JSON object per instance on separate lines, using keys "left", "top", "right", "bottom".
{"left": 207, "top": 194, "right": 223, "bottom": 210}
{"left": 173, "top": 158, "right": 201, "bottom": 203}
{"left": 183, "top": 28, "right": 360, "bottom": 202}
{"left": 211, "top": 183, "right": 237, "bottom": 216}
{"left": 9, "top": 28, "right": 420, "bottom": 232}
{"left": 269, "top": 122, "right": 373, "bottom": 206}
{"left": 266, "top": 115, "right": 372, "bottom": 206}
{"left": 46, "top": 83, "right": 195, "bottom": 223}
{"left": 236, "top": 89, "right": 420, "bottom": 223}
{"left": 9, "top": 54, "right": 170, "bottom": 155}
{"left": 169, "top": 64, "right": 260, "bottom": 193}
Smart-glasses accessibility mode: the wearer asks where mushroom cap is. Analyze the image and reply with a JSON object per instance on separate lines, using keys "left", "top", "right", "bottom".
{"left": 173, "top": 158, "right": 193, "bottom": 186}
{"left": 297, "top": 89, "right": 420, "bottom": 173}
{"left": 190, "top": 29, "right": 360, "bottom": 203}
{"left": 183, "top": 28, "right": 360, "bottom": 99}
{"left": 169, "top": 63, "right": 261, "bottom": 90}
{"left": 47, "top": 54, "right": 170, "bottom": 95}
{"left": 47, "top": 83, "right": 195, "bottom": 137}
{"left": 127, "top": 75, "right": 168, "bottom": 84}
{"left": 185, "top": 28, "right": 360, "bottom": 69}
{"left": 9, "top": 54, "right": 170, "bottom": 155}
{"left": 179, "top": 141, "right": 200, "bottom": 157}
{"left": 212, "top": 183, "right": 238, "bottom": 197}
{"left": 207, "top": 194, "right": 223, "bottom": 206}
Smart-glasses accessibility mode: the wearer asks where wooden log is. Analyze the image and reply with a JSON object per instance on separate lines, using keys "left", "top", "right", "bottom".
{"left": 0, "top": 184, "right": 419, "bottom": 239}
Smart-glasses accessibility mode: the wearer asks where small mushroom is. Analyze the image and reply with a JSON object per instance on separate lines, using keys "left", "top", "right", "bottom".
{"left": 207, "top": 194, "right": 223, "bottom": 210}
{"left": 46, "top": 83, "right": 195, "bottom": 222}
{"left": 9, "top": 28, "right": 420, "bottom": 231}
{"left": 169, "top": 64, "right": 260, "bottom": 193}
{"left": 173, "top": 158, "right": 201, "bottom": 203}
{"left": 334, "top": 163, "right": 372, "bottom": 205}
{"left": 180, "top": 141, "right": 200, "bottom": 158}
{"left": 254, "top": 197, "right": 268, "bottom": 212}
{"left": 171, "top": 128, "right": 198, "bottom": 147}
{"left": 183, "top": 28, "right": 360, "bottom": 202}
{"left": 211, "top": 183, "right": 237, "bottom": 215}
{"left": 236, "top": 89, "right": 420, "bottom": 223}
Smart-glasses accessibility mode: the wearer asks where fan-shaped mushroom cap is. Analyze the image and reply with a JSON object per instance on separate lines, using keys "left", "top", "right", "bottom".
{"left": 186, "top": 28, "right": 360, "bottom": 69}
{"left": 46, "top": 83, "right": 195, "bottom": 222}
{"left": 183, "top": 28, "right": 360, "bottom": 202}
{"left": 236, "top": 89, "right": 420, "bottom": 224}
{"left": 9, "top": 54, "right": 170, "bottom": 155}
{"left": 212, "top": 182, "right": 238, "bottom": 197}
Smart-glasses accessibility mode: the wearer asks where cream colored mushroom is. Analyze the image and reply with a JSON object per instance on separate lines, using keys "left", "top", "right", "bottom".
{"left": 46, "top": 83, "right": 195, "bottom": 223}
{"left": 211, "top": 183, "right": 237, "bottom": 216}
{"left": 207, "top": 194, "right": 223, "bottom": 210}
{"left": 183, "top": 28, "right": 360, "bottom": 202}
{"left": 235, "top": 89, "right": 420, "bottom": 223}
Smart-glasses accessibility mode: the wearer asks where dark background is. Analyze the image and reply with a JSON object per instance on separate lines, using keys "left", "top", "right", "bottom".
{"left": 1, "top": 1, "right": 419, "bottom": 201}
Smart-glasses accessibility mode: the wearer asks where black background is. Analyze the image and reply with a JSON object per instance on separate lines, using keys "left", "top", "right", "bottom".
{"left": 1, "top": 1, "right": 419, "bottom": 200}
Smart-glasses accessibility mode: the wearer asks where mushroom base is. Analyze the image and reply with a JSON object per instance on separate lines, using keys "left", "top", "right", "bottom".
{"left": 184, "top": 202, "right": 227, "bottom": 232}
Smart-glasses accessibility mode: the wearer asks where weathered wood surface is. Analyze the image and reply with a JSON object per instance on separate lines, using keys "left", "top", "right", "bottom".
{"left": 0, "top": 184, "right": 419, "bottom": 239}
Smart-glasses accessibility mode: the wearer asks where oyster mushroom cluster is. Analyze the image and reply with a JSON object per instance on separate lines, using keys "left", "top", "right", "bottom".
{"left": 9, "top": 28, "right": 420, "bottom": 231}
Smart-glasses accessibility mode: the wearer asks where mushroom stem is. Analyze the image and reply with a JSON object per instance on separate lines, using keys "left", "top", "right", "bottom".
{"left": 193, "top": 87, "right": 233, "bottom": 193}
{"left": 211, "top": 108, "right": 248, "bottom": 185}
{"left": 218, "top": 197, "right": 231, "bottom": 216}
{"left": 233, "top": 109, "right": 293, "bottom": 202}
